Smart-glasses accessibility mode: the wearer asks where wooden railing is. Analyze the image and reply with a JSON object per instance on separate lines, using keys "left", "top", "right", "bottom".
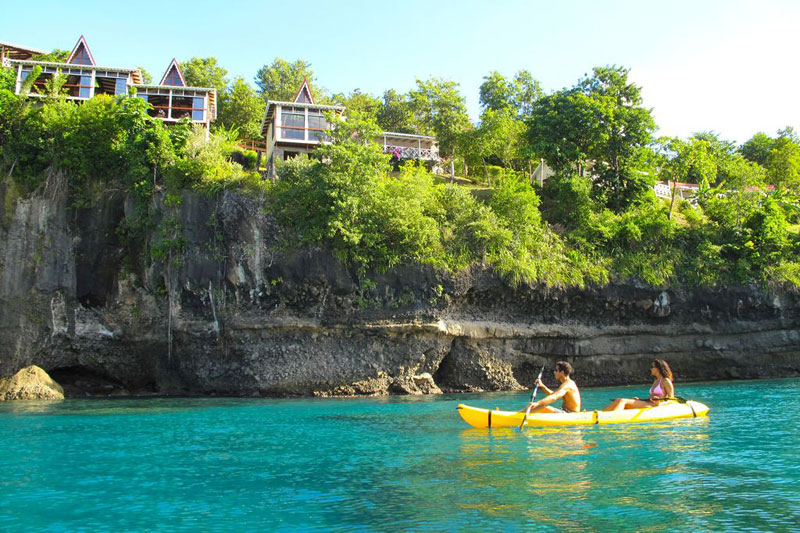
{"left": 237, "top": 138, "right": 268, "bottom": 152}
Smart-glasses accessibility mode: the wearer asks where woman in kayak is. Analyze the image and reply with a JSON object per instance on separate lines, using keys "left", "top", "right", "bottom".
{"left": 603, "top": 359, "right": 675, "bottom": 411}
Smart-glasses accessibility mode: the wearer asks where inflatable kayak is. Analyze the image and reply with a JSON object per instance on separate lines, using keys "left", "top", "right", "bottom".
{"left": 457, "top": 399, "right": 709, "bottom": 428}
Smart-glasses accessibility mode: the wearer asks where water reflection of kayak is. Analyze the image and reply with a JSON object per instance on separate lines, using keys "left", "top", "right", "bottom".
{"left": 457, "top": 400, "right": 710, "bottom": 428}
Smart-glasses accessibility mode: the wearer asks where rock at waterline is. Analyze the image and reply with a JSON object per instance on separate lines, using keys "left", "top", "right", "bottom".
{"left": 0, "top": 365, "right": 65, "bottom": 401}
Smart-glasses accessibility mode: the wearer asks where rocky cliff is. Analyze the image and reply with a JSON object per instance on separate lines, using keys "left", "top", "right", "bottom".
{"left": 2, "top": 184, "right": 799, "bottom": 397}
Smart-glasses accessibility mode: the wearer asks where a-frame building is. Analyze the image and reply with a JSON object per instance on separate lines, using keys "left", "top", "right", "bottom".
{"left": 7, "top": 36, "right": 216, "bottom": 129}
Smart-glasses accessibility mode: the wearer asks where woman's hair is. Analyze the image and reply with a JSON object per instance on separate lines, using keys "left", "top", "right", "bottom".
{"left": 652, "top": 359, "right": 673, "bottom": 380}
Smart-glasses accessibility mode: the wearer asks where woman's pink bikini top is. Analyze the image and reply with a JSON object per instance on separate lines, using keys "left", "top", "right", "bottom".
{"left": 650, "top": 378, "right": 665, "bottom": 397}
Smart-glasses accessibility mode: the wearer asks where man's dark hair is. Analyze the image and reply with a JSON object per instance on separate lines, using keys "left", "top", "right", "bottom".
{"left": 555, "top": 361, "right": 573, "bottom": 377}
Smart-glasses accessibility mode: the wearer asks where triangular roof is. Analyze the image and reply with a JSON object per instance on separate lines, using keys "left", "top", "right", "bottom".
{"left": 66, "top": 35, "right": 95, "bottom": 66}
{"left": 159, "top": 58, "right": 187, "bottom": 87}
{"left": 293, "top": 79, "right": 315, "bottom": 104}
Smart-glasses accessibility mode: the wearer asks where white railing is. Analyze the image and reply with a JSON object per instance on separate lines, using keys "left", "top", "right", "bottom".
{"left": 384, "top": 145, "right": 438, "bottom": 161}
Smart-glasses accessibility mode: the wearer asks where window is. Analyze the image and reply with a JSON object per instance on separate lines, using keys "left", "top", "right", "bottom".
{"left": 79, "top": 75, "right": 92, "bottom": 98}
{"left": 115, "top": 78, "right": 127, "bottom": 95}
{"left": 281, "top": 107, "right": 305, "bottom": 140}
{"left": 163, "top": 67, "right": 183, "bottom": 86}
{"left": 192, "top": 97, "right": 205, "bottom": 121}
{"left": 70, "top": 45, "right": 93, "bottom": 65}
{"left": 308, "top": 113, "right": 329, "bottom": 142}
{"left": 295, "top": 88, "right": 312, "bottom": 103}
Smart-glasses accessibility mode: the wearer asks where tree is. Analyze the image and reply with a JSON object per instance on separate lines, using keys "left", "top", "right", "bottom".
{"left": 136, "top": 66, "right": 153, "bottom": 84}
{"left": 512, "top": 70, "right": 544, "bottom": 118}
{"left": 408, "top": 78, "right": 471, "bottom": 180}
{"left": 332, "top": 89, "right": 381, "bottom": 123}
{"left": 658, "top": 137, "right": 717, "bottom": 219}
{"left": 470, "top": 108, "right": 525, "bottom": 184}
{"left": 376, "top": 89, "right": 415, "bottom": 133}
{"left": 217, "top": 77, "right": 266, "bottom": 139}
{"left": 32, "top": 49, "right": 69, "bottom": 62}
{"left": 528, "top": 66, "right": 656, "bottom": 210}
{"left": 479, "top": 71, "right": 516, "bottom": 113}
{"left": 765, "top": 128, "right": 800, "bottom": 191}
{"left": 479, "top": 70, "right": 543, "bottom": 117}
{"left": 255, "top": 58, "right": 319, "bottom": 102}
{"left": 180, "top": 57, "right": 228, "bottom": 94}
{"left": 740, "top": 132, "right": 774, "bottom": 166}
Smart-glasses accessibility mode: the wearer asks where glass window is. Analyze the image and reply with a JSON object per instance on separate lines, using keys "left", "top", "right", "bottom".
{"left": 79, "top": 75, "right": 92, "bottom": 98}
{"left": 115, "top": 78, "right": 127, "bottom": 95}
{"left": 70, "top": 45, "right": 93, "bottom": 65}
{"left": 281, "top": 109, "right": 305, "bottom": 140}
{"left": 192, "top": 97, "right": 205, "bottom": 121}
{"left": 137, "top": 94, "right": 149, "bottom": 102}
{"left": 163, "top": 67, "right": 184, "bottom": 86}
{"left": 308, "top": 114, "right": 329, "bottom": 142}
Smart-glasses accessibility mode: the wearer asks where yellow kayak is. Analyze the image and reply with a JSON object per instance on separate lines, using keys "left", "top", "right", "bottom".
{"left": 457, "top": 400, "right": 709, "bottom": 428}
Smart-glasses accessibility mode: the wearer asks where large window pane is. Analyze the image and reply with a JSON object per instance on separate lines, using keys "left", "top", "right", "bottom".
{"left": 281, "top": 109, "right": 305, "bottom": 140}
{"left": 79, "top": 75, "right": 92, "bottom": 98}
{"left": 192, "top": 97, "right": 205, "bottom": 121}
{"left": 308, "top": 114, "right": 329, "bottom": 142}
{"left": 115, "top": 78, "right": 127, "bottom": 95}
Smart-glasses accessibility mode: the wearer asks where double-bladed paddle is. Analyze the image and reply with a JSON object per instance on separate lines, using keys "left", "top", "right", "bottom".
{"left": 519, "top": 364, "right": 545, "bottom": 430}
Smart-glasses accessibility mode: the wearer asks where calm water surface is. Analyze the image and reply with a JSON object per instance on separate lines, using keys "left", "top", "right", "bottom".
{"left": 1, "top": 379, "right": 798, "bottom": 531}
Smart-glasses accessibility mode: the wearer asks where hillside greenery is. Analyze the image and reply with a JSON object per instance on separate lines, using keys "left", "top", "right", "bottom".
{"left": 1, "top": 62, "right": 799, "bottom": 289}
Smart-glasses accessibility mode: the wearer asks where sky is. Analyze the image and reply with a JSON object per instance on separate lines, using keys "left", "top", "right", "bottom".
{"left": 2, "top": 0, "right": 798, "bottom": 144}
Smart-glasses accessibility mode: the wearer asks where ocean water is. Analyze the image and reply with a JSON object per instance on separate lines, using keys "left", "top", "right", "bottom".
{"left": 0, "top": 379, "right": 798, "bottom": 532}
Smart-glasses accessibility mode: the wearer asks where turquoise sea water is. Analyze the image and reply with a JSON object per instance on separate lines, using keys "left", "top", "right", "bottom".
{"left": 1, "top": 379, "right": 799, "bottom": 532}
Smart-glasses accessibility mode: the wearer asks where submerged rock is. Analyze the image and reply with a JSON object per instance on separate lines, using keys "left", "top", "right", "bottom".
{"left": 0, "top": 365, "right": 65, "bottom": 401}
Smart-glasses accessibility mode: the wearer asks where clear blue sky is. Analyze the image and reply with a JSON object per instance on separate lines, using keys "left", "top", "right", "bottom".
{"left": 2, "top": 0, "right": 798, "bottom": 143}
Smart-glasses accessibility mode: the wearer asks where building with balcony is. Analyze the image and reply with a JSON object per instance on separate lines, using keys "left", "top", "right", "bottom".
{"left": 260, "top": 80, "right": 344, "bottom": 174}
{"left": 260, "top": 80, "right": 440, "bottom": 177}
{"left": 4, "top": 36, "right": 216, "bottom": 130}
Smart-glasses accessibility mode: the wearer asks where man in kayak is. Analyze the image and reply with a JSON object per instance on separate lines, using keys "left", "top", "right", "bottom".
{"left": 519, "top": 361, "right": 581, "bottom": 414}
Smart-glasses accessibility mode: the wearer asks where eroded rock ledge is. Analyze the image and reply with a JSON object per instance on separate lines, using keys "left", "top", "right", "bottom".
{"left": 1, "top": 189, "right": 799, "bottom": 397}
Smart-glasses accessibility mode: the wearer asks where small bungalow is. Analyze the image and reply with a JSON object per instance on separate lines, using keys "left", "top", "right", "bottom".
{"left": 5, "top": 36, "right": 216, "bottom": 131}
{"left": 134, "top": 58, "right": 217, "bottom": 128}
{"left": 260, "top": 80, "right": 440, "bottom": 177}
{"left": 260, "top": 80, "right": 345, "bottom": 174}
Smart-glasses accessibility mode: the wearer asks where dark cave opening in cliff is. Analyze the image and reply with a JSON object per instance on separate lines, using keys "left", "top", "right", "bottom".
{"left": 48, "top": 366, "right": 130, "bottom": 397}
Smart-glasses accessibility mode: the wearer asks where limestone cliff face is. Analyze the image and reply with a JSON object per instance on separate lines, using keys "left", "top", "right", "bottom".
{"left": 1, "top": 185, "right": 799, "bottom": 397}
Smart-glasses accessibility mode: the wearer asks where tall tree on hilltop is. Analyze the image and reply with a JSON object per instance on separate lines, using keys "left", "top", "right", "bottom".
{"left": 332, "top": 89, "right": 382, "bottom": 124}
{"left": 255, "top": 58, "right": 320, "bottom": 102}
{"left": 740, "top": 132, "right": 774, "bottom": 167}
{"left": 479, "top": 70, "right": 543, "bottom": 117}
{"left": 409, "top": 78, "right": 471, "bottom": 180}
{"left": 180, "top": 57, "right": 228, "bottom": 94}
{"left": 217, "top": 77, "right": 266, "bottom": 139}
{"left": 376, "top": 89, "right": 415, "bottom": 133}
{"left": 528, "top": 66, "right": 656, "bottom": 210}
{"left": 765, "top": 128, "right": 800, "bottom": 191}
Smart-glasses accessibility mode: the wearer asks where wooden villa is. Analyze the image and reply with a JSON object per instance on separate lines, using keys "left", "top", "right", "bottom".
{"left": 134, "top": 58, "right": 217, "bottom": 128}
{"left": 260, "top": 80, "right": 345, "bottom": 173}
{"left": 5, "top": 36, "right": 216, "bottom": 130}
{"left": 260, "top": 80, "right": 440, "bottom": 177}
